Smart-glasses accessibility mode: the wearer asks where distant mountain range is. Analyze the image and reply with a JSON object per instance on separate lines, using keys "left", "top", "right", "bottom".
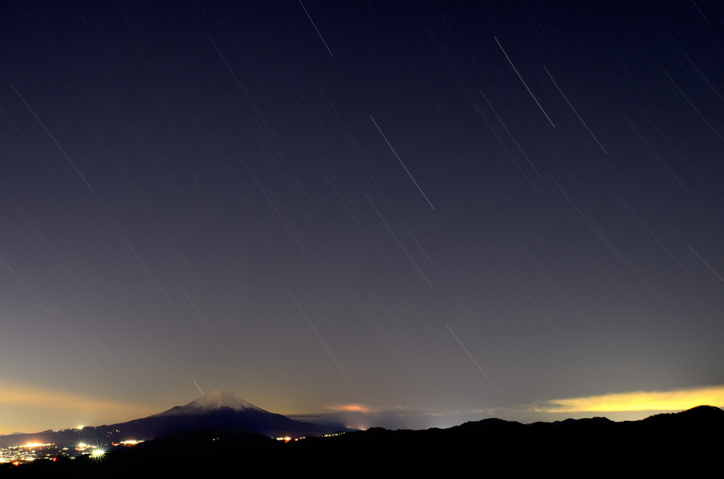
{"left": 0, "top": 391, "right": 344, "bottom": 449}
{"left": 5, "top": 404, "right": 723, "bottom": 477}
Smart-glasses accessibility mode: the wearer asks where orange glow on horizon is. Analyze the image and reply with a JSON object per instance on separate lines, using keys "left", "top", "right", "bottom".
{"left": 325, "top": 404, "right": 371, "bottom": 413}
{"left": 0, "top": 382, "right": 157, "bottom": 435}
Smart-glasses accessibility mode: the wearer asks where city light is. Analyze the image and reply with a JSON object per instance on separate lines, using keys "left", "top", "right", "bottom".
{"left": 90, "top": 448, "right": 106, "bottom": 459}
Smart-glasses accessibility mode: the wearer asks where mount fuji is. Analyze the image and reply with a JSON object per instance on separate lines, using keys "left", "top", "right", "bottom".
{"left": 110, "top": 390, "right": 341, "bottom": 441}
{"left": 0, "top": 391, "right": 343, "bottom": 448}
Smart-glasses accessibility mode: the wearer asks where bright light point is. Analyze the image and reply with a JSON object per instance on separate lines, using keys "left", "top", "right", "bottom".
{"left": 90, "top": 448, "right": 105, "bottom": 458}
{"left": 23, "top": 442, "right": 48, "bottom": 448}
{"left": 118, "top": 439, "right": 142, "bottom": 446}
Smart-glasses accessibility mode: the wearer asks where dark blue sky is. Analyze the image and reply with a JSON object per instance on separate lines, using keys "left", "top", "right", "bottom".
{"left": 1, "top": 1, "right": 723, "bottom": 432}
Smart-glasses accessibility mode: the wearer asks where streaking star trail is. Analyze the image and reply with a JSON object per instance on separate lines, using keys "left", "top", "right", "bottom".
{"left": 0, "top": 1, "right": 722, "bottom": 434}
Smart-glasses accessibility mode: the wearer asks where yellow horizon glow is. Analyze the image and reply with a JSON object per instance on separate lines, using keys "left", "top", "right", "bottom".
{"left": 0, "top": 382, "right": 157, "bottom": 435}
{"left": 537, "top": 385, "right": 724, "bottom": 413}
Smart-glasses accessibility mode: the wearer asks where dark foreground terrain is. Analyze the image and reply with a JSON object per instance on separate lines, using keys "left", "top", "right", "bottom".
{"left": 4, "top": 406, "right": 722, "bottom": 477}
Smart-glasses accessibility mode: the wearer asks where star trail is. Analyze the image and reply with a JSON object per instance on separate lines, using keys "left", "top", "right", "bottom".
{"left": 1, "top": 1, "right": 723, "bottom": 433}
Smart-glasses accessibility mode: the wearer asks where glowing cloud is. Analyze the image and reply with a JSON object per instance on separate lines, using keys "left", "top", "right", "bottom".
{"left": 536, "top": 385, "right": 724, "bottom": 413}
{"left": 325, "top": 404, "right": 371, "bottom": 413}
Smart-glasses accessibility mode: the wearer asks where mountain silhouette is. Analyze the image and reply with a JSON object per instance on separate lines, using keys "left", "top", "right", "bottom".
{"left": 0, "top": 391, "right": 342, "bottom": 449}
{"left": 107, "top": 390, "right": 343, "bottom": 442}
{"left": 5, "top": 405, "right": 722, "bottom": 478}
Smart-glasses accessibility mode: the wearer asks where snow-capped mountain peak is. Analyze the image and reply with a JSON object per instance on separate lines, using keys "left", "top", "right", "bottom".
{"left": 163, "top": 390, "right": 265, "bottom": 415}
{"left": 189, "top": 390, "right": 262, "bottom": 411}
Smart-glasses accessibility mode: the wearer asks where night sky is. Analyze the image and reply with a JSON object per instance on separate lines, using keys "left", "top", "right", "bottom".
{"left": 2, "top": 1, "right": 724, "bottom": 434}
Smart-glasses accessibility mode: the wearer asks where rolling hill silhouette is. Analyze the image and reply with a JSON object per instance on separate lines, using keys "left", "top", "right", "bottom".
{"left": 4, "top": 403, "right": 722, "bottom": 477}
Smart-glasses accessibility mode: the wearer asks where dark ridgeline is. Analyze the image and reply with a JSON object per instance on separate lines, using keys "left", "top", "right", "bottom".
{"left": 4, "top": 404, "right": 722, "bottom": 477}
